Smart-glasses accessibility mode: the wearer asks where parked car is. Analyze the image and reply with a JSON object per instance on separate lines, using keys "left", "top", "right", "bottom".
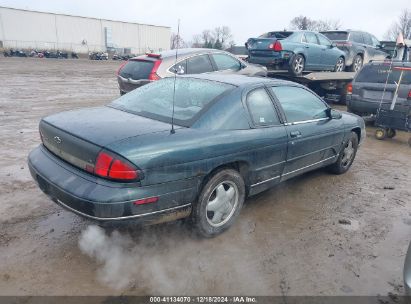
{"left": 405, "top": 242, "right": 411, "bottom": 295}
{"left": 346, "top": 61, "right": 411, "bottom": 117}
{"left": 28, "top": 74, "right": 365, "bottom": 237}
{"left": 245, "top": 30, "right": 346, "bottom": 76}
{"left": 116, "top": 48, "right": 267, "bottom": 95}
{"left": 321, "top": 30, "right": 388, "bottom": 72}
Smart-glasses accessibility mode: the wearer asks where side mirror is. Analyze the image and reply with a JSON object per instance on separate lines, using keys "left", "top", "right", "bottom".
{"left": 327, "top": 108, "right": 342, "bottom": 119}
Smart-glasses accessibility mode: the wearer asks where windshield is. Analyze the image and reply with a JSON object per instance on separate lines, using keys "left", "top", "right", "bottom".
{"left": 355, "top": 64, "right": 411, "bottom": 84}
{"left": 110, "top": 77, "right": 235, "bottom": 126}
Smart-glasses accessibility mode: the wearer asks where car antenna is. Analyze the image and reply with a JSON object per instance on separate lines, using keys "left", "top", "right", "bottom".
{"left": 170, "top": 19, "right": 180, "bottom": 135}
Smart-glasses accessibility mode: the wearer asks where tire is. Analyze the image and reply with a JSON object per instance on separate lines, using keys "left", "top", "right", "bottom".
{"left": 120, "top": 90, "right": 125, "bottom": 96}
{"left": 191, "top": 169, "right": 245, "bottom": 237}
{"left": 387, "top": 128, "right": 396, "bottom": 139}
{"left": 334, "top": 57, "right": 345, "bottom": 72}
{"left": 328, "top": 132, "right": 359, "bottom": 174}
{"left": 288, "top": 54, "right": 305, "bottom": 76}
{"left": 375, "top": 128, "right": 387, "bottom": 140}
{"left": 349, "top": 55, "right": 363, "bottom": 72}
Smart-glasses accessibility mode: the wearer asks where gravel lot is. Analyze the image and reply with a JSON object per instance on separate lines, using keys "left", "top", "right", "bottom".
{"left": 0, "top": 57, "right": 410, "bottom": 297}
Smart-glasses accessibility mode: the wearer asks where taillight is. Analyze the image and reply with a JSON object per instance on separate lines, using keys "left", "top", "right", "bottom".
{"left": 269, "top": 41, "right": 282, "bottom": 52}
{"left": 116, "top": 60, "right": 128, "bottom": 75}
{"left": 335, "top": 41, "right": 352, "bottom": 47}
{"left": 347, "top": 83, "right": 353, "bottom": 94}
{"left": 148, "top": 60, "right": 162, "bottom": 81}
{"left": 408, "top": 90, "right": 411, "bottom": 99}
{"left": 94, "top": 150, "right": 139, "bottom": 181}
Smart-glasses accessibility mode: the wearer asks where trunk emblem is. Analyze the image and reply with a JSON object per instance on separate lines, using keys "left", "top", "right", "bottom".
{"left": 54, "top": 136, "right": 62, "bottom": 144}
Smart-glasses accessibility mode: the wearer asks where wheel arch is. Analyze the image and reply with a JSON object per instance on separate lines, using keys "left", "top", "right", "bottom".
{"left": 198, "top": 161, "right": 251, "bottom": 194}
{"left": 351, "top": 127, "right": 362, "bottom": 142}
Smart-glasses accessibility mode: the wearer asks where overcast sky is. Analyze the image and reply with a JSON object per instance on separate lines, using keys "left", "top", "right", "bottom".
{"left": 0, "top": 0, "right": 408, "bottom": 44}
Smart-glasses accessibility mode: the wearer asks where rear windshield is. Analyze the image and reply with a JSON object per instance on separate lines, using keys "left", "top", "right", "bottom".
{"left": 119, "top": 60, "right": 154, "bottom": 79}
{"left": 259, "top": 32, "right": 293, "bottom": 39}
{"left": 321, "top": 32, "right": 349, "bottom": 41}
{"left": 355, "top": 64, "right": 411, "bottom": 85}
{"left": 110, "top": 78, "right": 234, "bottom": 126}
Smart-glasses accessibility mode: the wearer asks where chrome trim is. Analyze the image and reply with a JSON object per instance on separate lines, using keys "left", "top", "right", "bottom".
{"left": 282, "top": 155, "right": 337, "bottom": 177}
{"left": 56, "top": 199, "right": 192, "bottom": 221}
{"left": 285, "top": 118, "right": 329, "bottom": 126}
{"left": 250, "top": 175, "right": 281, "bottom": 188}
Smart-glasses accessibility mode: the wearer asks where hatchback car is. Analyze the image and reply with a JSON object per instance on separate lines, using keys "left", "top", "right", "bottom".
{"left": 321, "top": 30, "right": 388, "bottom": 72}
{"left": 117, "top": 48, "right": 267, "bottom": 95}
{"left": 246, "top": 30, "right": 346, "bottom": 76}
{"left": 28, "top": 74, "right": 365, "bottom": 237}
{"left": 347, "top": 61, "right": 411, "bottom": 117}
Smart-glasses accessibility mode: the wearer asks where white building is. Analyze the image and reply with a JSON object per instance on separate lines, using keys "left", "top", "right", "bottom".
{"left": 0, "top": 6, "right": 171, "bottom": 54}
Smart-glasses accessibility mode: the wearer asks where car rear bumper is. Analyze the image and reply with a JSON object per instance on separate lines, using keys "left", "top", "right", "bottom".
{"left": 346, "top": 97, "right": 383, "bottom": 116}
{"left": 248, "top": 55, "right": 288, "bottom": 69}
{"left": 28, "top": 145, "right": 196, "bottom": 223}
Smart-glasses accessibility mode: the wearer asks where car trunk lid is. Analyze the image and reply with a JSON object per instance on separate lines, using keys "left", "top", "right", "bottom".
{"left": 117, "top": 58, "right": 161, "bottom": 92}
{"left": 40, "top": 106, "right": 172, "bottom": 172}
{"left": 246, "top": 31, "right": 292, "bottom": 56}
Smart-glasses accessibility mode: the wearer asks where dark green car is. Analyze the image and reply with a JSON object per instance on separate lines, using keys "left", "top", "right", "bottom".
{"left": 28, "top": 74, "right": 365, "bottom": 237}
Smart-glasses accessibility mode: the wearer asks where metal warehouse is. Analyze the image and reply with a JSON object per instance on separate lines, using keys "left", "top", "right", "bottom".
{"left": 0, "top": 6, "right": 171, "bottom": 54}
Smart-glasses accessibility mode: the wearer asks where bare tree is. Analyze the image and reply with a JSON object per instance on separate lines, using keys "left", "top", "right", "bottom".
{"left": 170, "top": 33, "right": 185, "bottom": 49}
{"left": 190, "top": 26, "right": 234, "bottom": 49}
{"left": 190, "top": 34, "right": 203, "bottom": 48}
{"left": 289, "top": 15, "right": 341, "bottom": 31}
{"left": 385, "top": 9, "right": 411, "bottom": 40}
{"left": 290, "top": 16, "right": 316, "bottom": 30}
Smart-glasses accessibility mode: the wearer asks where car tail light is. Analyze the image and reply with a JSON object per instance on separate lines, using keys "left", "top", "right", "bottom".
{"left": 408, "top": 90, "right": 411, "bottom": 99}
{"left": 269, "top": 41, "right": 282, "bottom": 52}
{"left": 148, "top": 60, "right": 162, "bottom": 81}
{"left": 94, "top": 150, "right": 140, "bottom": 181}
{"left": 347, "top": 83, "right": 353, "bottom": 94}
{"left": 116, "top": 61, "right": 128, "bottom": 75}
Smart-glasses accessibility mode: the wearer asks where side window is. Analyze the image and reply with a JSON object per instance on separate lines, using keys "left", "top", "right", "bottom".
{"left": 350, "top": 32, "right": 364, "bottom": 44}
{"left": 288, "top": 32, "right": 303, "bottom": 43}
{"left": 270, "top": 86, "right": 328, "bottom": 123}
{"left": 186, "top": 55, "right": 214, "bottom": 74}
{"left": 301, "top": 34, "right": 308, "bottom": 43}
{"left": 212, "top": 54, "right": 241, "bottom": 71}
{"left": 305, "top": 32, "right": 319, "bottom": 44}
{"left": 317, "top": 34, "right": 332, "bottom": 47}
{"left": 246, "top": 88, "right": 280, "bottom": 126}
{"left": 170, "top": 60, "right": 187, "bottom": 74}
{"left": 363, "top": 33, "right": 373, "bottom": 46}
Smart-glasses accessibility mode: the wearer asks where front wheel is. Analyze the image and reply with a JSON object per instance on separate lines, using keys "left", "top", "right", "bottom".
{"left": 288, "top": 54, "right": 305, "bottom": 76}
{"left": 375, "top": 128, "right": 387, "bottom": 140}
{"left": 334, "top": 57, "right": 345, "bottom": 72}
{"left": 191, "top": 169, "right": 245, "bottom": 237}
{"left": 327, "top": 132, "right": 359, "bottom": 174}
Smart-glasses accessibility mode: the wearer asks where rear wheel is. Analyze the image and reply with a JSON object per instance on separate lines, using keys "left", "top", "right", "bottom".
{"left": 288, "top": 54, "right": 305, "bottom": 76}
{"left": 349, "top": 55, "right": 363, "bottom": 72}
{"left": 191, "top": 169, "right": 245, "bottom": 237}
{"left": 328, "top": 132, "right": 359, "bottom": 174}
{"left": 387, "top": 128, "right": 396, "bottom": 138}
{"left": 334, "top": 57, "right": 345, "bottom": 72}
{"left": 375, "top": 128, "right": 387, "bottom": 140}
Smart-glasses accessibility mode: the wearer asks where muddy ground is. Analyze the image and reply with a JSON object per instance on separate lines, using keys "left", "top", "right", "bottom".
{"left": 0, "top": 57, "right": 410, "bottom": 296}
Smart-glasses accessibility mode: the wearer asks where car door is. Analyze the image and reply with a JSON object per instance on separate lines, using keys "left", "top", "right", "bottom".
{"left": 243, "top": 87, "right": 288, "bottom": 194}
{"left": 302, "top": 32, "right": 323, "bottom": 69}
{"left": 269, "top": 85, "right": 344, "bottom": 180}
{"left": 317, "top": 33, "right": 338, "bottom": 69}
{"left": 370, "top": 34, "right": 387, "bottom": 61}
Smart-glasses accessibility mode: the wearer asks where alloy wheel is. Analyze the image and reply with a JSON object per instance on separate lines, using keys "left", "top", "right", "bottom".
{"left": 206, "top": 181, "right": 239, "bottom": 227}
{"left": 341, "top": 139, "right": 355, "bottom": 167}
{"left": 294, "top": 57, "right": 304, "bottom": 74}
{"left": 353, "top": 57, "right": 362, "bottom": 72}
{"left": 336, "top": 58, "right": 344, "bottom": 72}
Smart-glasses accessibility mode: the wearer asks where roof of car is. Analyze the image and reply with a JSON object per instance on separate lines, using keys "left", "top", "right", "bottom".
{"left": 179, "top": 73, "right": 294, "bottom": 87}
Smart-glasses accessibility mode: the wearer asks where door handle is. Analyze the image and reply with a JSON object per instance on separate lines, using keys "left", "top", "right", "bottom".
{"left": 290, "top": 131, "right": 302, "bottom": 138}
